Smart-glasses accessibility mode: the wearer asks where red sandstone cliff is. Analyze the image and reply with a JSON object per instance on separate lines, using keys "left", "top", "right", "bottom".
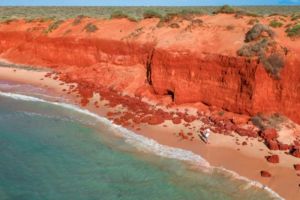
{"left": 0, "top": 14, "right": 299, "bottom": 123}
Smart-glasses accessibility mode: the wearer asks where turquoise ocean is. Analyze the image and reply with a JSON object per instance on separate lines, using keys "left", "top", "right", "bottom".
{"left": 0, "top": 81, "right": 280, "bottom": 200}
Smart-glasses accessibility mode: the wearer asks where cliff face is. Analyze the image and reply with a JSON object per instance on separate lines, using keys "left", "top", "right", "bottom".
{"left": 0, "top": 15, "right": 299, "bottom": 123}
{"left": 151, "top": 49, "right": 300, "bottom": 123}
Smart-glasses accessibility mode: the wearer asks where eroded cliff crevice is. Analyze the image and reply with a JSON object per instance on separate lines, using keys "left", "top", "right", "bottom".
{"left": 146, "top": 48, "right": 155, "bottom": 85}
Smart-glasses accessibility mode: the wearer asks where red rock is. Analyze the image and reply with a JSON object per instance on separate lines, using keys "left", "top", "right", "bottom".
{"left": 178, "top": 131, "right": 189, "bottom": 140}
{"left": 242, "top": 141, "right": 247, "bottom": 145}
{"left": 236, "top": 128, "right": 257, "bottom": 137}
{"left": 172, "top": 117, "right": 181, "bottom": 124}
{"left": 80, "top": 98, "right": 89, "bottom": 106}
{"left": 106, "top": 112, "right": 115, "bottom": 117}
{"left": 224, "top": 121, "right": 234, "bottom": 131}
{"left": 183, "top": 115, "right": 196, "bottom": 123}
{"left": 261, "top": 128, "right": 278, "bottom": 140}
{"left": 278, "top": 142, "right": 290, "bottom": 151}
{"left": 294, "top": 164, "right": 300, "bottom": 170}
{"left": 260, "top": 170, "right": 271, "bottom": 177}
{"left": 266, "top": 155, "right": 279, "bottom": 163}
{"left": 231, "top": 115, "right": 250, "bottom": 125}
{"left": 266, "top": 139, "right": 279, "bottom": 150}
{"left": 292, "top": 148, "right": 300, "bottom": 158}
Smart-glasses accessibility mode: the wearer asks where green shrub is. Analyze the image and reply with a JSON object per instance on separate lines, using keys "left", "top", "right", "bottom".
{"left": 191, "top": 19, "right": 203, "bottom": 26}
{"left": 111, "top": 11, "right": 128, "bottom": 19}
{"left": 291, "top": 14, "right": 300, "bottom": 21}
{"left": 286, "top": 24, "right": 300, "bottom": 37}
{"left": 44, "top": 20, "right": 64, "bottom": 33}
{"left": 238, "top": 37, "right": 285, "bottom": 78}
{"left": 260, "top": 53, "right": 284, "bottom": 78}
{"left": 245, "top": 23, "right": 275, "bottom": 42}
{"left": 84, "top": 23, "right": 98, "bottom": 32}
{"left": 251, "top": 115, "right": 265, "bottom": 130}
{"left": 143, "top": 10, "right": 162, "bottom": 19}
{"left": 269, "top": 20, "right": 283, "bottom": 28}
{"left": 251, "top": 113, "right": 285, "bottom": 130}
{"left": 214, "top": 5, "right": 235, "bottom": 14}
{"left": 248, "top": 18, "right": 259, "bottom": 25}
{"left": 110, "top": 11, "right": 137, "bottom": 21}
{"left": 73, "top": 15, "right": 86, "bottom": 25}
{"left": 237, "top": 39, "right": 269, "bottom": 57}
{"left": 269, "top": 13, "right": 287, "bottom": 17}
{"left": 1, "top": 18, "right": 17, "bottom": 24}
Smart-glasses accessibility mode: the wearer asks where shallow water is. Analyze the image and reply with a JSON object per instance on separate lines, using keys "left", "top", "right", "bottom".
{"left": 0, "top": 83, "right": 279, "bottom": 200}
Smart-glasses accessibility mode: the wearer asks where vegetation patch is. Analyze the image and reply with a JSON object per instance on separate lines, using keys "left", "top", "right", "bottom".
{"left": 285, "top": 24, "right": 300, "bottom": 37}
{"left": 245, "top": 23, "right": 275, "bottom": 42}
{"left": 110, "top": 11, "right": 137, "bottom": 22}
{"left": 248, "top": 18, "right": 259, "bottom": 25}
{"left": 213, "top": 5, "right": 259, "bottom": 17}
{"left": 251, "top": 113, "right": 285, "bottom": 130}
{"left": 84, "top": 23, "right": 98, "bottom": 32}
{"left": 291, "top": 14, "right": 300, "bottom": 21}
{"left": 238, "top": 41, "right": 284, "bottom": 79}
{"left": 269, "top": 20, "right": 283, "bottom": 28}
{"left": 237, "top": 39, "right": 270, "bottom": 57}
{"left": 73, "top": 15, "right": 86, "bottom": 25}
{"left": 213, "top": 5, "right": 235, "bottom": 14}
{"left": 260, "top": 53, "right": 285, "bottom": 78}
{"left": 44, "top": 20, "right": 64, "bottom": 34}
{"left": 0, "top": 7, "right": 299, "bottom": 20}
{"left": 1, "top": 18, "right": 18, "bottom": 24}
{"left": 238, "top": 24, "right": 286, "bottom": 79}
{"left": 143, "top": 10, "right": 162, "bottom": 19}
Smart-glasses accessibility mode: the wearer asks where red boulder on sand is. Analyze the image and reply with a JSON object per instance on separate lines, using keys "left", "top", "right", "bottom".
{"left": 261, "top": 170, "right": 272, "bottom": 177}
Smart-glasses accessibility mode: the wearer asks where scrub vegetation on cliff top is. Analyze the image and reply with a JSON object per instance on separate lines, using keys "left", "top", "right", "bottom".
{"left": 110, "top": 11, "right": 137, "bottom": 22}
{"left": 286, "top": 24, "right": 300, "bottom": 37}
{"left": 0, "top": 6, "right": 300, "bottom": 22}
{"left": 269, "top": 20, "right": 283, "bottom": 28}
{"left": 72, "top": 15, "right": 86, "bottom": 25}
{"left": 44, "top": 20, "right": 64, "bottom": 34}
{"left": 238, "top": 24, "right": 285, "bottom": 79}
{"left": 83, "top": 23, "right": 98, "bottom": 32}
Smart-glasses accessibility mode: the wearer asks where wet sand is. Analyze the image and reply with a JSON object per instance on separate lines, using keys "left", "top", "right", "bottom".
{"left": 0, "top": 65, "right": 299, "bottom": 200}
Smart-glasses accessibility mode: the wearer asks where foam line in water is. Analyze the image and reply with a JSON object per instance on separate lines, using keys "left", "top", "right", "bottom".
{"left": 0, "top": 91, "right": 284, "bottom": 200}
{"left": 215, "top": 167, "right": 284, "bottom": 200}
{"left": 0, "top": 91, "right": 210, "bottom": 168}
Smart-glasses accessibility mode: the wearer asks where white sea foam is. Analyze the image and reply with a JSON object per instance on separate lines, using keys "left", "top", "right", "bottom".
{"left": 0, "top": 91, "right": 210, "bottom": 168}
{"left": 215, "top": 167, "right": 284, "bottom": 200}
{"left": 0, "top": 91, "right": 284, "bottom": 200}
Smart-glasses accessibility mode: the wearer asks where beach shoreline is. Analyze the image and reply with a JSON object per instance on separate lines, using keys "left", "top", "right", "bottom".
{"left": 1, "top": 65, "right": 300, "bottom": 199}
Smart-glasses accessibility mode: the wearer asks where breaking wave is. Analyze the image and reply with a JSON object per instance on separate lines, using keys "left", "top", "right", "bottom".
{"left": 0, "top": 91, "right": 283, "bottom": 200}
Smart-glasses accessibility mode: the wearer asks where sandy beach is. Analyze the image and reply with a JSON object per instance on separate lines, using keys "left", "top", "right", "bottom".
{"left": 1, "top": 65, "right": 299, "bottom": 200}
